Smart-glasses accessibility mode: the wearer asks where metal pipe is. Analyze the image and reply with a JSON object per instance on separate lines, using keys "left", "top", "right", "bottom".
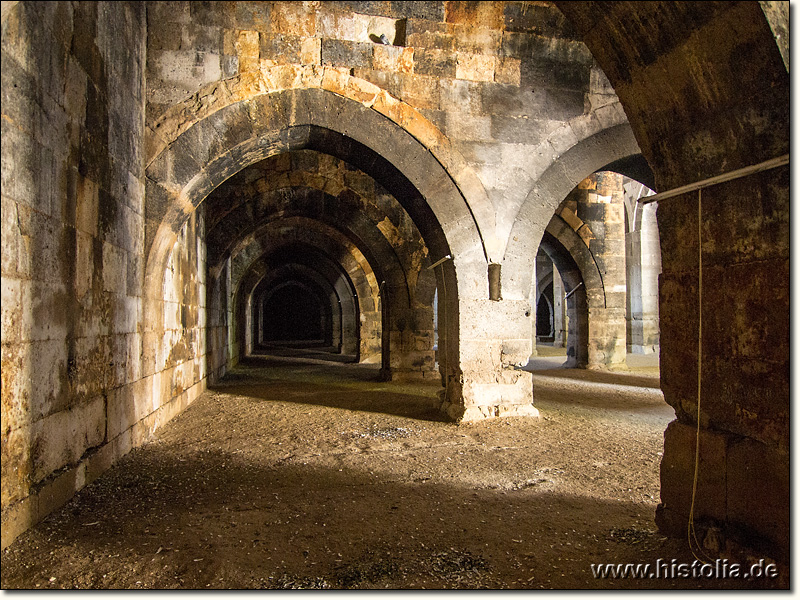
{"left": 638, "top": 154, "right": 789, "bottom": 205}
{"left": 428, "top": 254, "right": 452, "bottom": 270}
{"left": 565, "top": 281, "right": 583, "bottom": 300}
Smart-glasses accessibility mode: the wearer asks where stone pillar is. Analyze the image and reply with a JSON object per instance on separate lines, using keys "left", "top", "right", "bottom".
{"left": 384, "top": 303, "right": 437, "bottom": 380}
{"left": 440, "top": 296, "right": 539, "bottom": 422}
{"left": 552, "top": 264, "right": 566, "bottom": 347}
{"left": 625, "top": 188, "right": 661, "bottom": 354}
{"left": 577, "top": 172, "right": 627, "bottom": 368}
{"left": 655, "top": 166, "right": 789, "bottom": 562}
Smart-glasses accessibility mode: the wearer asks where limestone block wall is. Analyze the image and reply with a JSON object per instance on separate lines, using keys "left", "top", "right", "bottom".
{"left": 1, "top": 2, "right": 149, "bottom": 547}
{"left": 143, "top": 0, "right": 627, "bottom": 262}
{"left": 206, "top": 256, "right": 233, "bottom": 384}
{"left": 557, "top": 0, "right": 790, "bottom": 560}
{"left": 1, "top": 2, "right": 211, "bottom": 549}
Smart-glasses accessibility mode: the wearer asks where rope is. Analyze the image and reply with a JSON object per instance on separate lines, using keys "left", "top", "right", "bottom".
{"left": 687, "top": 189, "right": 713, "bottom": 563}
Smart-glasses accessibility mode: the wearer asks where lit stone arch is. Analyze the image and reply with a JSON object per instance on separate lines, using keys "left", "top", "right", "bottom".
{"left": 540, "top": 215, "right": 607, "bottom": 367}
{"left": 502, "top": 122, "right": 641, "bottom": 299}
{"left": 144, "top": 68, "right": 497, "bottom": 263}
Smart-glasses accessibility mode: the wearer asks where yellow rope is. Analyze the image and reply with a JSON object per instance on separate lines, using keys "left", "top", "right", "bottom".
{"left": 687, "top": 189, "right": 713, "bottom": 563}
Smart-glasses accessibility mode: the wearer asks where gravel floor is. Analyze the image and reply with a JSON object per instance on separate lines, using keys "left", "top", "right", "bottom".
{"left": 0, "top": 351, "right": 787, "bottom": 589}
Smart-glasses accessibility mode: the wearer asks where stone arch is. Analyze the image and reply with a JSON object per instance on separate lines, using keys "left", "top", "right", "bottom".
{"left": 545, "top": 217, "right": 606, "bottom": 309}
{"left": 204, "top": 157, "right": 440, "bottom": 320}
{"left": 144, "top": 96, "right": 484, "bottom": 284}
{"left": 145, "top": 67, "right": 496, "bottom": 261}
{"left": 203, "top": 153, "right": 431, "bottom": 300}
{"left": 536, "top": 269, "right": 554, "bottom": 301}
{"left": 600, "top": 153, "right": 656, "bottom": 192}
{"left": 207, "top": 182, "right": 441, "bottom": 377}
{"left": 227, "top": 220, "right": 382, "bottom": 367}
{"left": 144, "top": 87, "right": 489, "bottom": 411}
{"left": 502, "top": 123, "right": 641, "bottom": 299}
{"left": 250, "top": 262, "right": 350, "bottom": 354}
{"left": 538, "top": 230, "right": 589, "bottom": 368}
{"left": 539, "top": 215, "right": 607, "bottom": 367}
{"left": 230, "top": 212, "right": 435, "bottom": 372}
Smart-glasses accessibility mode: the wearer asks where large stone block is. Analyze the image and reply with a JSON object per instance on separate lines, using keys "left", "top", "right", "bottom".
{"left": 658, "top": 420, "right": 728, "bottom": 528}
{"left": 271, "top": 2, "right": 316, "bottom": 37}
{"left": 30, "top": 395, "right": 105, "bottom": 485}
{"left": 459, "top": 298, "right": 532, "bottom": 341}
{"left": 455, "top": 53, "right": 495, "bottom": 82}
{"left": 107, "top": 379, "right": 151, "bottom": 440}
{"left": 321, "top": 39, "right": 373, "bottom": 68}
{"left": 0, "top": 493, "right": 37, "bottom": 549}
{"left": 1, "top": 422, "right": 33, "bottom": 506}
{"left": 316, "top": 10, "right": 356, "bottom": 41}
{"left": 259, "top": 32, "right": 303, "bottom": 67}
{"left": 37, "top": 462, "right": 85, "bottom": 527}
{"left": 726, "top": 437, "right": 789, "bottom": 558}
{"left": 26, "top": 338, "right": 69, "bottom": 420}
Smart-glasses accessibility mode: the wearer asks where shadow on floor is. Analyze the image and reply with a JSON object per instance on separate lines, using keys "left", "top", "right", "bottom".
{"left": 524, "top": 348, "right": 661, "bottom": 390}
{"left": 528, "top": 368, "right": 661, "bottom": 390}
{"left": 2, "top": 447, "right": 782, "bottom": 590}
{"left": 211, "top": 354, "right": 448, "bottom": 423}
{"left": 1, "top": 355, "right": 784, "bottom": 590}
{"left": 253, "top": 343, "right": 358, "bottom": 364}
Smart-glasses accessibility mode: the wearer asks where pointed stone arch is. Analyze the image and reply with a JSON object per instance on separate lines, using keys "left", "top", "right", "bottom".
{"left": 502, "top": 123, "right": 641, "bottom": 300}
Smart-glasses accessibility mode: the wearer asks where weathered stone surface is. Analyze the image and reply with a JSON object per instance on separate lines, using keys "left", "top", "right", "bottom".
{"left": 455, "top": 52, "right": 495, "bottom": 82}
{"left": 658, "top": 420, "right": 727, "bottom": 525}
{"left": 726, "top": 437, "right": 789, "bottom": 559}
{"left": 1, "top": 1, "right": 789, "bottom": 566}
{"left": 321, "top": 39, "right": 373, "bottom": 68}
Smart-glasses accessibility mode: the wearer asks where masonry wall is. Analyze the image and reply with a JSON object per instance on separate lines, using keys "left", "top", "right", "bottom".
{"left": 1, "top": 2, "right": 210, "bottom": 549}
{"left": 1, "top": 2, "right": 148, "bottom": 547}
{"left": 557, "top": 0, "right": 790, "bottom": 561}
{"left": 206, "top": 257, "right": 233, "bottom": 384}
{"left": 143, "top": 1, "right": 623, "bottom": 262}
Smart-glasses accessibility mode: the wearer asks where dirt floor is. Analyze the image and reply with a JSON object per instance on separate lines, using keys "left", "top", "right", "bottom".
{"left": 0, "top": 348, "right": 788, "bottom": 590}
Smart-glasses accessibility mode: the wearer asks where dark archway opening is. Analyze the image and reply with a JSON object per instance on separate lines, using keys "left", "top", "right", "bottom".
{"left": 261, "top": 281, "right": 331, "bottom": 345}
{"left": 536, "top": 283, "right": 554, "bottom": 340}
{"left": 538, "top": 230, "right": 589, "bottom": 368}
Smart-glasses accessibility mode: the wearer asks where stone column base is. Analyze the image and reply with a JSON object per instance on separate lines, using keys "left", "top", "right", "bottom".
{"left": 440, "top": 400, "right": 540, "bottom": 422}
{"left": 437, "top": 370, "right": 540, "bottom": 423}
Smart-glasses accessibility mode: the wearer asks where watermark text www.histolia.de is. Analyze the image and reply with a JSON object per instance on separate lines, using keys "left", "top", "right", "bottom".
{"left": 591, "top": 558, "right": 779, "bottom": 580}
